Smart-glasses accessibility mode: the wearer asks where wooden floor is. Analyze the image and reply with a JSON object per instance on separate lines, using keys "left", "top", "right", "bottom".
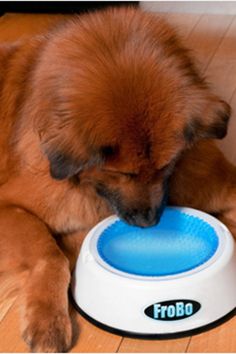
{"left": 0, "top": 11, "right": 236, "bottom": 353}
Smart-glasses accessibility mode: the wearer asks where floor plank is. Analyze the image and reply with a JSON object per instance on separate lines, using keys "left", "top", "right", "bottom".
{"left": 118, "top": 337, "right": 191, "bottom": 353}
{"left": 213, "top": 16, "right": 236, "bottom": 60}
{"left": 161, "top": 13, "right": 202, "bottom": 40}
{"left": 71, "top": 313, "right": 122, "bottom": 352}
{"left": 0, "top": 272, "right": 26, "bottom": 324}
{"left": 0, "top": 298, "right": 122, "bottom": 353}
{"left": 0, "top": 296, "right": 17, "bottom": 324}
{"left": 201, "top": 14, "right": 236, "bottom": 102}
{"left": 204, "top": 58, "right": 236, "bottom": 101}
{"left": 187, "top": 315, "right": 236, "bottom": 352}
{"left": 0, "top": 301, "right": 28, "bottom": 353}
{"left": 184, "top": 14, "right": 234, "bottom": 72}
{"left": 202, "top": 15, "right": 236, "bottom": 163}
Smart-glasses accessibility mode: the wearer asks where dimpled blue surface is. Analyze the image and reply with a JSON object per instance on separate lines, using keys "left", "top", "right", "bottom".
{"left": 97, "top": 208, "right": 219, "bottom": 276}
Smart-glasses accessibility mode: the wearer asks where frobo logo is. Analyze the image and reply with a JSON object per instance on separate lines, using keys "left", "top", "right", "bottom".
{"left": 145, "top": 300, "right": 201, "bottom": 321}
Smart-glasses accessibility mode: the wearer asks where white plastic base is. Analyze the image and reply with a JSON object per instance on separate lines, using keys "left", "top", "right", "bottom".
{"left": 72, "top": 207, "right": 236, "bottom": 335}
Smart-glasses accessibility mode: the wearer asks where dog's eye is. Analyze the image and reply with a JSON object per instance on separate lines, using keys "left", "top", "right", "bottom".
{"left": 100, "top": 145, "right": 117, "bottom": 159}
{"left": 102, "top": 168, "right": 138, "bottom": 178}
{"left": 121, "top": 171, "right": 138, "bottom": 178}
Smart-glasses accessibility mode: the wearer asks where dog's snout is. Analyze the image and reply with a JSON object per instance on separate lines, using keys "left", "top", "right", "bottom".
{"left": 142, "top": 208, "right": 159, "bottom": 226}
{"left": 121, "top": 207, "right": 162, "bottom": 227}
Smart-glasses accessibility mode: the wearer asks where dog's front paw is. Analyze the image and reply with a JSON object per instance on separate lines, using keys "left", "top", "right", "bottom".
{"left": 22, "top": 305, "right": 72, "bottom": 353}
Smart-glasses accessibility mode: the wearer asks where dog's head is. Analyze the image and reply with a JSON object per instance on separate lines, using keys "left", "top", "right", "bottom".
{"left": 32, "top": 8, "right": 230, "bottom": 227}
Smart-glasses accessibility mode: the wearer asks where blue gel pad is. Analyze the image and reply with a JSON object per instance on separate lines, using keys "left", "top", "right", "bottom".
{"left": 97, "top": 208, "right": 219, "bottom": 276}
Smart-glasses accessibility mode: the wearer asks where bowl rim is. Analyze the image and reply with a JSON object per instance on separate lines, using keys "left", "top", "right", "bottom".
{"left": 87, "top": 206, "right": 234, "bottom": 281}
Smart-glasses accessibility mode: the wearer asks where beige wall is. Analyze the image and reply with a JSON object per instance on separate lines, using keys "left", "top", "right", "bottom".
{"left": 141, "top": 1, "right": 236, "bottom": 15}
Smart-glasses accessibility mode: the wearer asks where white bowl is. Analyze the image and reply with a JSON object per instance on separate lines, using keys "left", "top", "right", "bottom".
{"left": 72, "top": 207, "right": 236, "bottom": 337}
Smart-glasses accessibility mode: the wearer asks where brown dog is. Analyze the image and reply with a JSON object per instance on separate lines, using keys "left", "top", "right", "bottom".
{"left": 0, "top": 7, "right": 236, "bottom": 352}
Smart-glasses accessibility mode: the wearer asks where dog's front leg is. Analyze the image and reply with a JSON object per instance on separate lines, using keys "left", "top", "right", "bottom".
{"left": 0, "top": 205, "right": 72, "bottom": 352}
{"left": 169, "top": 140, "right": 236, "bottom": 238}
{"left": 57, "top": 230, "right": 88, "bottom": 272}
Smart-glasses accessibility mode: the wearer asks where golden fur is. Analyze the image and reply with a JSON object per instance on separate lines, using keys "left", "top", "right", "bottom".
{"left": 0, "top": 7, "right": 235, "bottom": 352}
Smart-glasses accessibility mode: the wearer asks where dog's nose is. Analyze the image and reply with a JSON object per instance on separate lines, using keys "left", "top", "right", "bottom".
{"left": 141, "top": 208, "right": 159, "bottom": 226}
{"left": 122, "top": 207, "right": 162, "bottom": 228}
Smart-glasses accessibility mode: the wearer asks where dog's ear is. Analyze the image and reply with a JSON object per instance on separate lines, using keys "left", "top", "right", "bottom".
{"left": 184, "top": 95, "right": 231, "bottom": 144}
{"left": 47, "top": 151, "right": 84, "bottom": 180}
